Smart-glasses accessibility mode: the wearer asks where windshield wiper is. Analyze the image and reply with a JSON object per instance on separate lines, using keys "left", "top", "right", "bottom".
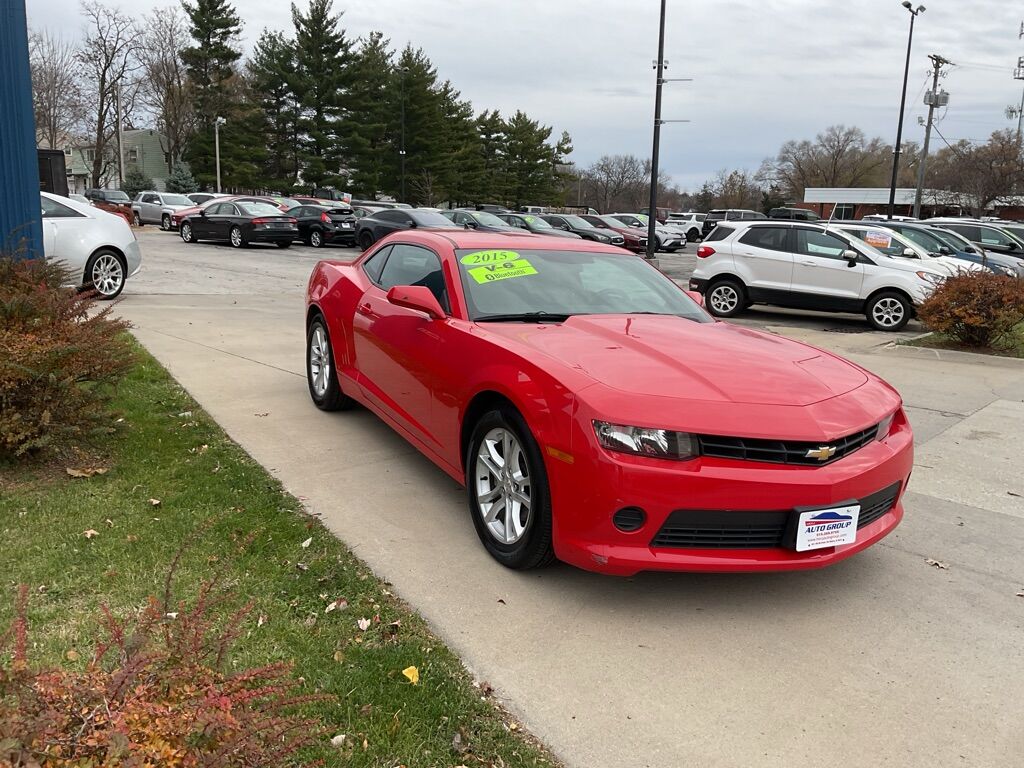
{"left": 475, "top": 311, "right": 574, "bottom": 323}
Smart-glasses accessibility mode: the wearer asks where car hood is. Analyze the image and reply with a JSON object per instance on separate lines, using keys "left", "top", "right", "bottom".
{"left": 162, "top": 204, "right": 192, "bottom": 212}
{"left": 535, "top": 228, "right": 581, "bottom": 238}
{"left": 480, "top": 315, "right": 868, "bottom": 406}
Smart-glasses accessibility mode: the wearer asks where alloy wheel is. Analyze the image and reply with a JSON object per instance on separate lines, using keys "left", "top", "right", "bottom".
{"left": 91, "top": 253, "right": 124, "bottom": 297}
{"left": 230, "top": 227, "right": 243, "bottom": 247}
{"left": 311, "top": 230, "right": 323, "bottom": 247}
{"left": 133, "top": 212, "right": 141, "bottom": 226}
{"left": 474, "top": 428, "right": 532, "bottom": 545}
{"left": 161, "top": 214, "right": 170, "bottom": 230}
{"left": 309, "top": 325, "right": 330, "bottom": 398}
{"left": 181, "top": 223, "right": 193, "bottom": 242}
{"left": 871, "top": 297, "right": 905, "bottom": 328}
{"left": 709, "top": 284, "right": 739, "bottom": 314}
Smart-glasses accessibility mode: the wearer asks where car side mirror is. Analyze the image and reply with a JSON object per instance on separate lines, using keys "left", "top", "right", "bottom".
{"left": 386, "top": 285, "right": 445, "bottom": 320}
{"left": 938, "top": 246, "right": 951, "bottom": 254}
{"left": 842, "top": 249, "right": 859, "bottom": 267}
{"left": 200, "top": 209, "right": 207, "bottom": 216}
{"left": 464, "top": 221, "right": 478, "bottom": 229}
{"left": 902, "top": 247, "right": 918, "bottom": 258}
{"left": 1008, "top": 241, "right": 1019, "bottom": 251}
{"left": 685, "top": 290, "right": 705, "bottom": 308}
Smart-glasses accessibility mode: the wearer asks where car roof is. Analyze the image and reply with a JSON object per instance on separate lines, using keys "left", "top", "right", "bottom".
{"left": 373, "top": 228, "right": 624, "bottom": 255}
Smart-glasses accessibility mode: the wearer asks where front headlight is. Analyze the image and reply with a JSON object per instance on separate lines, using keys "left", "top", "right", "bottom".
{"left": 875, "top": 412, "right": 896, "bottom": 441}
{"left": 915, "top": 270, "right": 943, "bottom": 287}
{"left": 593, "top": 421, "right": 698, "bottom": 461}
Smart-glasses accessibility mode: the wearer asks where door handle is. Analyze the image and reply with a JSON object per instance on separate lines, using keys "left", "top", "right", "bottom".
{"left": 800, "top": 260, "right": 817, "bottom": 266}
{"left": 356, "top": 302, "right": 378, "bottom": 319}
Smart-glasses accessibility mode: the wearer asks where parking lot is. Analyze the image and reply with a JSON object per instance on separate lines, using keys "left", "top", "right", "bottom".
{"left": 115, "top": 229, "right": 1024, "bottom": 768}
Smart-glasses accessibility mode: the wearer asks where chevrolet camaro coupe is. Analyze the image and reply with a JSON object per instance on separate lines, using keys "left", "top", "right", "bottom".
{"left": 304, "top": 231, "right": 913, "bottom": 575}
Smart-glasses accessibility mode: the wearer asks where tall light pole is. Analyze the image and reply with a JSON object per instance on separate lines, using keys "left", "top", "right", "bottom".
{"left": 214, "top": 116, "right": 225, "bottom": 193}
{"left": 646, "top": 0, "right": 668, "bottom": 260}
{"left": 400, "top": 66, "right": 408, "bottom": 202}
{"left": 912, "top": 54, "right": 949, "bottom": 219}
{"left": 887, "top": 1, "right": 925, "bottom": 220}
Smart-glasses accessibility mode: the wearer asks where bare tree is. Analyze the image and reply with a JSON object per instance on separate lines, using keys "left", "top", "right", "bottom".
{"left": 928, "top": 129, "right": 1024, "bottom": 215}
{"left": 138, "top": 6, "right": 195, "bottom": 174}
{"left": 583, "top": 154, "right": 647, "bottom": 212}
{"left": 29, "top": 30, "right": 86, "bottom": 149}
{"left": 78, "top": 0, "right": 143, "bottom": 187}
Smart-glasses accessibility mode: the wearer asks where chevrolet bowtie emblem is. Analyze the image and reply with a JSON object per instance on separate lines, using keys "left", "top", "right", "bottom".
{"left": 806, "top": 445, "right": 838, "bottom": 461}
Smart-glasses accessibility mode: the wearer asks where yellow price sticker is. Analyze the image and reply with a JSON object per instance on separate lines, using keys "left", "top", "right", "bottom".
{"left": 460, "top": 250, "right": 521, "bottom": 265}
{"left": 467, "top": 258, "right": 538, "bottom": 284}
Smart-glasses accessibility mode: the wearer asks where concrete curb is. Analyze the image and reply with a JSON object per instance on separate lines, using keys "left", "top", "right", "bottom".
{"left": 880, "top": 339, "right": 1024, "bottom": 368}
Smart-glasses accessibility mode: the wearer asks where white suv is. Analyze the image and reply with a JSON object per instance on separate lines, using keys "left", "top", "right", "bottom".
{"left": 666, "top": 212, "right": 705, "bottom": 243}
{"left": 688, "top": 220, "right": 949, "bottom": 331}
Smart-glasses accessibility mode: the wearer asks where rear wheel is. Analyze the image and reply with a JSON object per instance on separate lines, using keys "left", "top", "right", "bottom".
{"left": 358, "top": 231, "right": 374, "bottom": 251}
{"left": 229, "top": 226, "right": 246, "bottom": 248}
{"left": 866, "top": 291, "right": 911, "bottom": 331}
{"left": 466, "top": 408, "right": 554, "bottom": 570}
{"left": 84, "top": 249, "right": 126, "bottom": 300}
{"left": 180, "top": 223, "right": 194, "bottom": 243}
{"left": 132, "top": 212, "right": 142, "bottom": 226}
{"left": 306, "top": 316, "right": 355, "bottom": 411}
{"left": 706, "top": 278, "right": 746, "bottom": 318}
{"left": 309, "top": 229, "right": 324, "bottom": 248}
{"left": 688, "top": 228, "right": 701, "bottom": 243}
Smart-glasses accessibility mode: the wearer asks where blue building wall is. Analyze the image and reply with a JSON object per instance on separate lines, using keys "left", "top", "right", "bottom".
{"left": 0, "top": 0, "right": 43, "bottom": 259}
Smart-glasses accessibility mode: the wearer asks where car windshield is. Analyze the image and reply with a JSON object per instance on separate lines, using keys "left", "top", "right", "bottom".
{"left": 597, "top": 215, "right": 629, "bottom": 228}
{"left": 275, "top": 197, "right": 301, "bottom": 209}
{"left": 926, "top": 227, "right": 973, "bottom": 251}
{"left": 840, "top": 228, "right": 908, "bottom": 257}
{"left": 896, "top": 227, "right": 946, "bottom": 253}
{"left": 412, "top": 211, "right": 460, "bottom": 227}
{"left": 471, "top": 211, "right": 512, "bottom": 227}
{"left": 707, "top": 211, "right": 725, "bottom": 221}
{"left": 162, "top": 194, "right": 192, "bottom": 206}
{"left": 106, "top": 191, "right": 130, "bottom": 202}
{"left": 238, "top": 202, "right": 284, "bottom": 217}
{"left": 1001, "top": 225, "right": 1024, "bottom": 241}
{"left": 521, "top": 215, "right": 552, "bottom": 229}
{"left": 455, "top": 248, "right": 710, "bottom": 322}
{"left": 560, "top": 215, "right": 592, "bottom": 229}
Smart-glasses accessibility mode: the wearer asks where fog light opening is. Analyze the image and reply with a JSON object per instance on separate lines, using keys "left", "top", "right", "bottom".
{"left": 612, "top": 507, "right": 646, "bottom": 533}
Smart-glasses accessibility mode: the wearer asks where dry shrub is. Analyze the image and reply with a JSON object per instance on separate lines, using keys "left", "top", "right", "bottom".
{"left": 0, "top": 256, "right": 133, "bottom": 459}
{"left": 0, "top": 578, "right": 331, "bottom": 767}
{"left": 917, "top": 271, "right": 1024, "bottom": 349}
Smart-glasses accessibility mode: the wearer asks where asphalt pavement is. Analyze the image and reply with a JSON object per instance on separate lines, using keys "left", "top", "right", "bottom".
{"left": 114, "top": 229, "right": 1024, "bottom": 768}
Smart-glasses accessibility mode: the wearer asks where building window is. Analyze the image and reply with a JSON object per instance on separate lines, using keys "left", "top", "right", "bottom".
{"left": 833, "top": 204, "right": 855, "bottom": 219}
{"left": 63, "top": 147, "right": 72, "bottom": 156}
{"left": 164, "top": 152, "right": 171, "bottom": 165}
{"left": 127, "top": 149, "right": 139, "bottom": 162}
{"left": 86, "top": 149, "right": 96, "bottom": 162}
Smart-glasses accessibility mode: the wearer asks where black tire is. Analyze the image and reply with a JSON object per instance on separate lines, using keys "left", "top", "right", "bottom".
{"left": 309, "top": 229, "right": 325, "bottom": 248}
{"left": 465, "top": 407, "right": 555, "bottom": 570}
{"left": 229, "top": 226, "right": 246, "bottom": 248}
{"left": 865, "top": 291, "right": 911, "bottom": 331}
{"left": 83, "top": 249, "right": 126, "bottom": 300}
{"left": 358, "top": 230, "right": 374, "bottom": 251}
{"left": 161, "top": 214, "right": 171, "bottom": 230}
{"left": 276, "top": 241, "right": 291, "bottom": 249}
{"left": 180, "top": 222, "right": 195, "bottom": 243}
{"left": 687, "top": 228, "right": 701, "bottom": 243}
{"left": 132, "top": 212, "right": 142, "bottom": 226}
{"left": 705, "top": 277, "right": 746, "bottom": 318}
{"left": 306, "top": 316, "right": 355, "bottom": 411}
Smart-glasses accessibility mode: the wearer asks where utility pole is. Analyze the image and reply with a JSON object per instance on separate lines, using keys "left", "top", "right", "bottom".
{"left": 913, "top": 54, "right": 950, "bottom": 219}
{"left": 1014, "top": 23, "right": 1024, "bottom": 146}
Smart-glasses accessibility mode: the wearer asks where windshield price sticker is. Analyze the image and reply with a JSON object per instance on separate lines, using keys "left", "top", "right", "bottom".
{"left": 460, "top": 250, "right": 521, "bottom": 265}
{"left": 864, "top": 230, "right": 892, "bottom": 249}
{"left": 467, "top": 259, "right": 538, "bottom": 284}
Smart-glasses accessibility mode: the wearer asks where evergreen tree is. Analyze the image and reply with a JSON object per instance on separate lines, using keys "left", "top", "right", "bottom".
{"left": 435, "top": 81, "right": 484, "bottom": 206}
{"left": 503, "top": 111, "right": 572, "bottom": 207}
{"left": 248, "top": 29, "right": 301, "bottom": 191}
{"left": 343, "top": 31, "right": 395, "bottom": 199}
{"left": 393, "top": 45, "right": 447, "bottom": 205}
{"left": 122, "top": 167, "right": 154, "bottom": 198}
{"left": 291, "top": 0, "right": 351, "bottom": 187}
{"left": 180, "top": 0, "right": 244, "bottom": 188}
{"left": 475, "top": 110, "right": 508, "bottom": 204}
{"left": 165, "top": 162, "right": 199, "bottom": 193}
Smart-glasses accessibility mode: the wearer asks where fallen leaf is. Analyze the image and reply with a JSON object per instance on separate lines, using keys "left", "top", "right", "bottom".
{"left": 925, "top": 558, "right": 949, "bottom": 570}
{"left": 359, "top": 703, "right": 372, "bottom": 716}
{"left": 333, "top": 650, "right": 345, "bottom": 663}
{"left": 402, "top": 665, "right": 419, "bottom": 685}
{"left": 300, "top": 537, "right": 313, "bottom": 549}
{"left": 66, "top": 467, "right": 108, "bottom": 478}
{"left": 83, "top": 529, "right": 99, "bottom": 539}
{"left": 330, "top": 734, "right": 346, "bottom": 748}
{"left": 508, "top": 721, "right": 520, "bottom": 732}
{"left": 254, "top": 412, "right": 269, "bottom": 418}
{"left": 148, "top": 498, "right": 161, "bottom": 507}
{"left": 104, "top": 519, "right": 114, "bottom": 527}
{"left": 304, "top": 615, "right": 317, "bottom": 627}
{"left": 325, "top": 598, "right": 348, "bottom": 613}
{"left": 257, "top": 614, "right": 267, "bottom": 627}
{"left": 165, "top": 612, "right": 178, "bottom": 619}
{"left": 296, "top": 562, "right": 308, "bottom": 572}
{"left": 176, "top": 411, "right": 192, "bottom": 418}
{"left": 66, "top": 649, "right": 80, "bottom": 661}
{"left": 357, "top": 617, "right": 371, "bottom": 631}
{"left": 126, "top": 535, "right": 139, "bottom": 543}
{"left": 452, "top": 730, "right": 467, "bottom": 754}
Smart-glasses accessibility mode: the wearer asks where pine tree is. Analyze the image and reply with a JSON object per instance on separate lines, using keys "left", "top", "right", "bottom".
{"left": 248, "top": 29, "right": 301, "bottom": 191}
{"left": 503, "top": 111, "right": 572, "bottom": 207}
{"left": 181, "top": 0, "right": 244, "bottom": 188}
{"left": 165, "top": 162, "right": 199, "bottom": 193}
{"left": 435, "top": 81, "right": 484, "bottom": 206}
{"left": 393, "top": 45, "right": 447, "bottom": 205}
{"left": 343, "top": 31, "right": 395, "bottom": 199}
{"left": 122, "top": 167, "right": 154, "bottom": 198}
{"left": 291, "top": 0, "right": 351, "bottom": 187}
{"left": 475, "top": 110, "right": 508, "bottom": 204}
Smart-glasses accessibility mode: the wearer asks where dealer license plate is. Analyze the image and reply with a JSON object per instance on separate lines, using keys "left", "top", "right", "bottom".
{"left": 795, "top": 503, "right": 860, "bottom": 552}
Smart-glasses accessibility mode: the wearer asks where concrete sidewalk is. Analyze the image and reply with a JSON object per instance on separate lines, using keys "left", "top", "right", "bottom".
{"left": 115, "top": 232, "right": 1024, "bottom": 768}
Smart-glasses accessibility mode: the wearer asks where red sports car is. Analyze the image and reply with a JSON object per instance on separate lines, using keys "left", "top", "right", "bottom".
{"left": 305, "top": 231, "right": 913, "bottom": 575}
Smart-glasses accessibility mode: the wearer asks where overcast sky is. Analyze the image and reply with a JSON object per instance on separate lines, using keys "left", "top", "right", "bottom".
{"left": 26, "top": 0, "right": 1024, "bottom": 190}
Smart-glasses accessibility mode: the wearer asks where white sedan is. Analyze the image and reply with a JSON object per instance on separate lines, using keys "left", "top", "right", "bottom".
{"left": 41, "top": 191, "right": 142, "bottom": 299}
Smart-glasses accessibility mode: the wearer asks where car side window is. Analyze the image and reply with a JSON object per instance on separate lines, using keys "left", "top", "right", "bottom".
{"left": 291, "top": 207, "right": 308, "bottom": 218}
{"left": 946, "top": 224, "right": 980, "bottom": 241}
{"left": 738, "top": 226, "right": 790, "bottom": 252}
{"left": 979, "top": 227, "right": 1013, "bottom": 246}
{"left": 362, "top": 245, "right": 392, "bottom": 284}
{"left": 547, "top": 217, "right": 565, "bottom": 228}
{"left": 377, "top": 210, "right": 409, "bottom": 224}
{"left": 222, "top": 204, "right": 240, "bottom": 216}
{"left": 377, "top": 244, "right": 449, "bottom": 312}
{"left": 144, "top": 194, "right": 159, "bottom": 204}
{"left": 207, "top": 203, "right": 224, "bottom": 215}
{"left": 796, "top": 229, "right": 849, "bottom": 260}
{"left": 41, "top": 196, "right": 83, "bottom": 218}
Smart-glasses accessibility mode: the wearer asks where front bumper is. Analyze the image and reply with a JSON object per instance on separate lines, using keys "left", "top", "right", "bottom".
{"left": 546, "top": 410, "right": 913, "bottom": 575}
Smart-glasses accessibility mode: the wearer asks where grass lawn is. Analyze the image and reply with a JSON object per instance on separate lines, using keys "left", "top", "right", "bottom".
{"left": 903, "top": 323, "right": 1024, "bottom": 358}
{"left": 0, "top": 347, "right": 557, "bottom": 767}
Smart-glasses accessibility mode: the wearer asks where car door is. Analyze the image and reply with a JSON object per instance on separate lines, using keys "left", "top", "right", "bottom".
{"left": 40, "top": 195, "right": 91, "bottom": 282}
{"left": 790, "top": 228, "right": 864, "bottom": 309}
{"left": 732, "top": 225, "right": 795, "bottom": 298}
{"left": 290, "top": 206, "right": 309, "bottom": 238}
{"left": 193, "top": 202, "right": 220, "bottom": 238}
{"left": 142, "top": 193, "right": 161, "bottom": 223}
{"left": 352, "top": 243, "right": 449, "bottom": 448}
{"left": 210, "top": 203, "right": 238, "bottom": 240}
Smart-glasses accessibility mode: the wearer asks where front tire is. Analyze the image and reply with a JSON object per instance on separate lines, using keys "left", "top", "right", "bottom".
{"left": 161, "top": 214, "right": 171, "bottom": 230}
{"left": 306, "top": 316, "right": 355, "bottom": 411}
{"left": 706, "top": 278, "right": 746, "bottom": 318}
{"left": 84, "top": 249, "right": 126, "bottom": 300}
{"left": 466, "top": 408, "right": 554, "bottom": 570}
{"left": 866, "top": 291, "right": 911, "bottom": 331}
{"left": 688, "top": 228, "right": 701, "bottom": 243}
{"left": 133, "top": 212, "right": 142, "bottom": 226}
{"left": 230, "top": 226, "right": 246, "bottom": 248}
{"left": 358, "top": 231, "right": 374, "bottom": 251}
{"left": 180, "top": 222, "right": 194, "bottom": 243}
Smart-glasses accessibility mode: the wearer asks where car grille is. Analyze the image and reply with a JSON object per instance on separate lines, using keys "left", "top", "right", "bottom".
{"left": 650, "top": 482, "right": 902, "bottom": 549}
{"left": 697, "top": 423, "right": 880, "bottom": 466}
{"left": 611, "top": 236, "right": 625, "bottom": 245}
